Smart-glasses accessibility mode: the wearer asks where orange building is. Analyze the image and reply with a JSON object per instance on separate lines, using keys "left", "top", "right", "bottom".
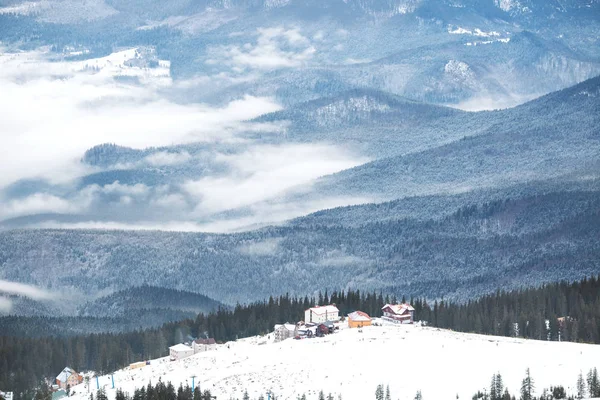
{"left": 347, "top": 311, "right": 372, "bottom": 328}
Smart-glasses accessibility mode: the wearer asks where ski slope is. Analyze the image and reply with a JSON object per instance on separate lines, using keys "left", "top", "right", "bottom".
{"left": 69, "top": 323, "right": 600, "bottom": 400}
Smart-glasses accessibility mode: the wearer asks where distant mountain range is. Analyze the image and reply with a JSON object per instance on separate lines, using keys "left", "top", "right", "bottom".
{"left": 1, "top": 0, "right": 599, "bottom": 104}
{"left": 1, "top": 0, "right": 599, "bottom": 322}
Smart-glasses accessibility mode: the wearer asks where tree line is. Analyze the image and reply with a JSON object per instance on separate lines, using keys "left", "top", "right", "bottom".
{"left": 412, "top": 275, "right": 600, "bottom": 343}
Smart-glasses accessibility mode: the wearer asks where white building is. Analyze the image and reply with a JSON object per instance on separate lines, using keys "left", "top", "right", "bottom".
{"left": 192, "top": 338, "right": 217, "bottom": 353}
{"left": 169, "top": 343, "right": 195, "bottom": 361}
{"left": 381, "top": 303, "right": 415, "bottom": 324}
{"left": 304, "top": 305, "right": 340, "bottom": 324}
{"left": 274, "top": 323, "right": 297, "bottom": 342}
{"left": 0, "top": 392, "right": 13, "bottom": 400}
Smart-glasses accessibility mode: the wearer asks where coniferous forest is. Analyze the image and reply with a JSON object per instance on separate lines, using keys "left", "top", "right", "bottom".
{"left": 2, "top": 277, "right": 600, "bottom": 399}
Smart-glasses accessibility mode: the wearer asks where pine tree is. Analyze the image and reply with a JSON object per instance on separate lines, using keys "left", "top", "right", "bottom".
{"left": 490, "top": 374, "right": 498, "bottom": 400}
{"left": 491, "top": 373, "right": 504, "bottom": 400}
{"left": 415, "top": 390, "right": 423, "bottom": 400}
{"left": 550, "top": 386, "right": 566, "bottom": 399}
{"left": 375, "top": 384, "right": 384, "bottom": 400}
{"left": 588, "top": 368, "right": 600, "bottom": 398}
{"left": 577, "top": 371, "right": 586, "bottom": 399}
{"left": 385, "top": 385, "right": 391, "bottom": 400}
{"left": 192, "top": 388, "right": 201, "bottom": 400}
{"left": 242, "top": 390, "right": 249, "bottom": 400}
{"left": 319, "top": 391, "right": 325, "bottom": 400}
{"left": 33, "top": 383, "right": 51, "bottom": 400}
{"left": 96, "top": 389, "right": 108, "bottom": 400}
{"left": 520, "top": 369, "right": 534, "bottom": 400}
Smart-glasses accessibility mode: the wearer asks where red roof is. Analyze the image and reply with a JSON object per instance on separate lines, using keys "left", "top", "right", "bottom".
{"left": 382, "top": 303, "right": 414, "bottom": 315}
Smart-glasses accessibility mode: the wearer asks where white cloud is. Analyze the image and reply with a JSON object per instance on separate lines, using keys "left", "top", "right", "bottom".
{"left": 0, "top": 297, "right": 12, "bottom": 314}
{"left": 0, "top": 193, "right": 78, "bottom": 220}
{"left": 34, "top": 220, "right": 211, "bottom": 232}
{"left": 24, "top": 192, "right": 374, "bottom": 233}
{"left": 316, "top": 252, "right": 365, "bottom": 267}
{"left": 449, "top": 93, "right": 538, "bottom": 111}
{"left": 182, "top": 144, "right": 369, "bottom": 215}
{"left": 313, "top": 31, "right": 325, "bottom": 41}
{"left": 144, "top": 151, "right": 192, "bottom": 166}
{"left": 345, "top": 58, "right": 372, "bottom": 65}
{"left": 0, "top": 46, "right": 378, "bottom": 233}
{"left": 208, "top": 27, "right": 316, "bottom": 70}
{"left": 0, "top": 48, "right": 282, "bottom": 189}
{"left": 100, "top": 181, "right": 150, "bottom": 196}
{"left": 0, "top": 279, "right": 56, "bottom": 300}
{"left": 238, "top": 238, "right": 283, "bottom": 256}
{"left": 151, "top": 193, "right": 189, "bottom": 209}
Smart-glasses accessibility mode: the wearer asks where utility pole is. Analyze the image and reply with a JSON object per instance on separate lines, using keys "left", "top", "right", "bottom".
{"left": 190, "top": 375, "right": 197, "bottom": 393}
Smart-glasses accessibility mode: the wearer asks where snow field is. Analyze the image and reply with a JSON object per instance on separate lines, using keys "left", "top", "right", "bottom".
{"left": 69, "top": 323, "right": 600, "bottom": 400}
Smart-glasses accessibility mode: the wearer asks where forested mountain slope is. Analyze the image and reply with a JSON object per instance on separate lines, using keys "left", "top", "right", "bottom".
{"left": 1, "top": 187, "right": 598, "bottom": 306}
{"left": 296, "top": 76, "right": 600, "bottom": 202}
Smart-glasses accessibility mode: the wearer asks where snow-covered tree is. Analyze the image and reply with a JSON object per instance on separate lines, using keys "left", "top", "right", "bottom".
{"left": 577, "top": 371, "right": 587, "bottom": 399}
{"left": 375, "top": 384, "right": 384, "bottom": 400}
{"left": 588, "top": 368, "right": 600, "bottom": 398}
{"left": 520, "top": 368, "right": 534, "bottom": 400}
{"left": 96, "top": 389, "right": 108, "bottom": 400}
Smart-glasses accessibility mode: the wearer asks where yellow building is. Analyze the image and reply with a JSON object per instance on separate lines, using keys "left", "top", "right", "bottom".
{"left": 347, "top": 311, "right": 372, "bottom": 328}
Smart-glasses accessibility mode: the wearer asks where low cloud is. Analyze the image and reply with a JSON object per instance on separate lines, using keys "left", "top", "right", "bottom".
{"left": 0, "top": 297, "right": 12, "bottom": 314}
{"left": 183, "top": 144, "right": 369, "bottom": 215}
{"left": 100, "top": 181, "right": 150, "bottom": 196}
{"left": 34, "top": 220, "right": 209, "bottom": 232}
{"left": 207, "top": 27, "right": 316, "bottom": 70}
{"left": 0, "top": 279, "right": 56, "bottom": 300}
{"left": 0, "top": 45, "right": 377, "bottom": 233}
{"left": 238, "top": 238, "right": 283, "bottom": 256}
{"left": 27, "top": 193, "right": 374, "bottom": 233}
{"left": 316, "top": 252, "right": 365, "bottom": 267}
{"left": 450, "top": 93, "right": 538, "bottom": 111}
{"left": 0, "top": 193, "right": 76, "bottom": 220}
{"left": 0, "top": 48, "right": 282, "bottom": 189}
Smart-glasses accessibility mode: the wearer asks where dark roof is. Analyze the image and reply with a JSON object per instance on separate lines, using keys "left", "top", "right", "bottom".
{"left": 194, "top": 338, "right": 216, "bottom": 345}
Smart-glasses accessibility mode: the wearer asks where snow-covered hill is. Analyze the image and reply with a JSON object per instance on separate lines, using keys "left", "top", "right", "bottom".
{"left": 68, "top": 323, "right": 600, "bottom": 400}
